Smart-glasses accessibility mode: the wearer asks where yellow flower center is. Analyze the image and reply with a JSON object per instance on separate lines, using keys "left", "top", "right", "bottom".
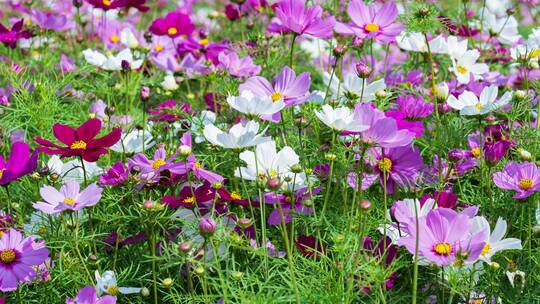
{"left": 377, "top": 158, "right": 392, "bottom": 173}
{"left": 109, "top": 34, "right": 120, "bottom": 43}
{"left": 182, "top": 196, "right": 195, "bottom": 204}
{"left": 154, "top": 45, "right": 164, "bottom": 52}
{"left": 475, "top": 103, "right": 484, "bottom": 110}
{"left": 107, "top": 285, "right": 119, "bottom": 296}
{"left": 198, "top": 38, "right": 209, "bottom": 46}
{"left": 433, "top": 242, "right": 452, "bottom": 255}
{"left": 102, "top": 0, "right": 111, "bottom": 5}
{"left": 63, "top": 197, "right": 76, "bottom": 206}
{"left": 230, "top": 191, "right": 242, "bottom": 200}
{"left": 529, "top": 49, "right": 540, "bottom": 59}
{"left": 471, "top": 147, "right": 481, "bottom": 158}
{"left": 0, "top": 169, "right": 4, "bottom": 179}
{"left": 456, "top": 65, "right": 468, "bottom": 74}
{"left": 481, "top": 243, "right": 491, "bottom": 256}
{"left": 194, "top": 162, "right": 202, "bottom": 169}
{"left": 364, "top": 23, "right": 379, "bottom": 32}
{"left": 268, "top": 169, "right": 278, "bottom": 178}
{"left": 152, "top": 158, "right": 166, "bottom": 170}
{"left": 70, "top": 140, "right": 87, "bottom": 150}
{"left": 0, "top": 249, "right": 16, "bottom": 264}
{"left": 167, "top": 27, "right": 178, "bottom": 36}
{"left": 519, "top": 178, "right": 534, "bottom": 190}
{"left": 271, "top": 92, "right": 284, "bottom": 102}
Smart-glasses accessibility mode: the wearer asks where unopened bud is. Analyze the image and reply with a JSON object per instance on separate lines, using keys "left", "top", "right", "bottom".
{"left": 143, "top": 200, "right": 154, "bottom": 209}
{"left": 198, "top": 218, "right": 217, "bottom": 236}
{"left": 179, "top": 145, "right": 192, "bottom": 156}
{"left": 355, "top": 62, "right": 372, "bottom": 78}
{"left": 332, "top": 45, "right": 347, "bottom": 58}
{"left": 515, "top": 90, "right": 526, "bottom": 100}
{"left": 375, "top": 90, "right": 387, "bottom": 99}
{"left": 518, "top": 148, "right": 532, "bottom": 161}
{"left": 237, "top": 217, "right": 252, "bottom": 229}
{"left": 359, "top": 199, "right": 372, "bottom": 210}
{"left": 231, "top": 271, "right": 244, "bottom": 280}
{"left": 212, "top": 182, "right": 223, "bottom": 189}
{"left": 178, "top": 242, "right": 192, "bottom": 254}
{"left": 290, "top": 164, "right": 303, "bottom": 173}
{"left": 162, "top": 278, "right": 173, "bottom": 288}
{"left": 140, "top": 287, "right": 150, "bottom": 297}
{"left": 490, "top": 262, "right": 500, "bottom": 270}
{"left": 325, "top": 153, "right": 336, "bottom": 161}
{"left": 194, "top": 266, "right": 205, "bottom": 276}
{"left": 267, "top": 177, "right": 281, "bottom": 190}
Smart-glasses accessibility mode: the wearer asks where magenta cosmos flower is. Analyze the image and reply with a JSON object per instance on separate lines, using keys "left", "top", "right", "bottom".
{"left": 269, "top": 0, "right": 335, "bottom": 39}
{"left": 128, "top": 147, "right": 186, "bottom": 185}
{"left": 493, "top": 162, "right": 540, "bottom": 199}
{"left": 0, "top": 229, "right": 49, "bottom": 292}
{"left": 335, "top": 0, "right": 403, "bottom": 44}
{"left": 66, "top": 286, "right": 116, "bottom": 304}
{"left": 218, "top": 51, "right": 261, "bottom": 78}
{"left": 239, "top": 66, "right": 311, "bottom": 107}
{"left": 149, "top": 11, "right": 195, "bottom": 39}
{"left": 36, "top": 118, "right": 121, "bottom": 162}
{"left": 99, "top": 162, "right": 129, "bottom": 186}
{"left": 0, "top": 142, "right": 38, "bottom": 186}
{"left": 33, "top": 181, "right": 103, "bottom": 214}
{"left": 397, "top": 208, "right": 487, "bottom": 266}
{"left": 0, "top": 19, "right": 33, "bottom": 48}
{"left": 180, "top": 132, "right": 224, "bottom": 184}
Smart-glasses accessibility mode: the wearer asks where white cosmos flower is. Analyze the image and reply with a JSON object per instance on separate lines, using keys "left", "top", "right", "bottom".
{"left": 379, "top": 198, "right": 437, "bottom": 243}
{"left": 161, "top": 73, "right": 178, "bottom": 91}
{"left": 315, "top": 104, "right": 370, "bottom": 132}
{"left": 486, "top": 0, "right": 512, "bottom": 17}
{"left": 449, "top": 49, "right": 489, "bottom": 84}
{"left": 120, "top": 28, "right": 139, "bottom": 49}
{"left": 482, "top": 10, "right": 520, "bottom": 45}
{"left": 396, "top": 31, "right": 447, "bottom": 54}
{"left": 447, "top": 85, "right": 512, "bottom": 115}
{"left": 95, "top": 270, "right": 141, "bottom": 296}
{"left": 203, "top": 120, "right": 271, "bottom": 149}
{"left": 227, "top": 90, "right": 285, "bottom": 116}
{"left": 83, "top": 48, "right": 143, "bottom": 71}
{"left": 191, "top": 110, "right": 216, "bottom": 143}
{"left": 324, "top": 72, "right": 386, "bottom": 102}
{"left": 47, "top": 156, "right": 103, "bottom": 182}
{"left": 469, "top": 216, "right": 522, "bottom": 263}
{"left": 445, "top": 36, "right": 468, "bottom": 58}
{"left": 111, "top": 129, "right": 155, "bottom": 153}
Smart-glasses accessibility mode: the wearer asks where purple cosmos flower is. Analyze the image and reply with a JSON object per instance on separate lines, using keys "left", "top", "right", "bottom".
{"left": 0, "top": 19, "right": 32, "bottom": 48}
{"left": 180, "top": 132, "right": 224, "bottom": 184}
{"left": 177, "top": 38, "right": 229, "bottom": 65}
{"left": 128, "top": 147, "right": 186, "bottom": 185}
{"left": 0, "top": 229, "right": 49, "bottom": 292}
{"left": 100, "top": 162, "right": 129, "bottom": 186}
{"left": 59, "top": 54, "right": 76, "bottom": 74}
{"left": 32, "top": 10, "right": 73, "bottom": 31}
{"left": 66, "top": 286, "right": 116, "bottom": 304}
{"left": 493, "top": 162, "right": 540, "bottom": 199}
{"left": 33, "top": 182, "right": 103, "bottom": 214}
{"left": 360, "top": 237, "right": 398, "bottom": 293}
{"left": 0, "top": 142, "right": 38, "bottom": 186}
{"left": 335, "top": 0, "right": 403, "bottom": 43}
{"left": 426, "top": 154, "right": 477, "bottom": 185}
{"left": 483, "top": 124, "right": 514, "bottom": 163}
{"left": 218, "top": 51, "right": 261, "bottom": 78}
{"left": 266, "top": 187, "right": 320, "bottom": 225}
{"left": 268, "top": 0, "right": 336, "bottom": 39}
{"left": 148, "top": 100, "right": 192, "bottom": 122}
{"left": 393, "top": 95, "right": 434, "bottom": 120}
{"left": 420, "top": 190, "right": 459, "bottom": 209}
{"left": 397, "top": 208, "right": 487, "bottom": 266}
{"left": 239, "top": 66, "right": 311, "bottom": 107}
{"left": 0, "top": 212, "right": 14, "bottom": 236}
{"left": 366, "top": 146, "right": 425, "bottom": 194}
{"left": 149, "top": 11, "right": 195, "bottom": 39}
{"left": 103, "top": 231, "right": 145, "bottom": 253}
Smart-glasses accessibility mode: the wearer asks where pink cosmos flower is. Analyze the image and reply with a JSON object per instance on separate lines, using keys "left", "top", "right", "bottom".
{"left": 180, "top": 132, "right": 224, "bottom": 184}
{"left": 335, "top": 0, "right": 403, "bottom": 44}
{"left": 100, "top": 162, "right": 129, "bottom": 186}
{"left": 66, "top": 286, "right": 116, "bottom": 304}
{"left": 493, "top": 162, "right": 540, "bottom": 199}
{"left": 33, "top": 182, "right": 103, "bottom": 214}
{"left": 218, "top": 51, "right": 261, "bottom": 78}
{"left": 0, "top": 142, "right": 38, "bottom": 186}
{"left": 128, "top": 147, "right": 186, "bottom": 185}
{"left": 0, "top": 229, "right": 49, "bottom": 292}
{"left": 268, "top": 0, "right": 336, "bottom": 39}
{"left": 0, "top": 19, "right": 32, "bottom": 48}
{"left": 149, "top": 11, "right": 195, "bottom": 39}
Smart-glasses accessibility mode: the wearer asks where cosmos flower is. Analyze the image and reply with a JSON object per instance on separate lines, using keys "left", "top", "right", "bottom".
{"left": 180, "top": 132, "right": 224, "bottom": 184}
{"left": 66, "top": 286, "right": 116, "bottom": 304}
{"left": 335, "top": 0, "right": 403, "bottom": 44}
{"left": 0, "top": 229, "right": 49, "bottom": 291}
{"left": 265, "top": 187, "right": 320, "bottom": 225}
{"left": 31, "top": 10, "right": 73, "bottom": 31}
{"left": 110, "top": 129, "right": 155, "bottom": 154}
{"left": 315, "top": 105, "right": 370, "bottom": 132}
{"left": 203, "top": 120, "right": 271, "bottom": 149}
{"left": 482, "top": 9, "right": 520, "bottom": 45}
{"left": 239, "top": 66, "right": 311, "bottom": 108}
{"left": 218, "top": 51, "right": 261, "bottom": 78}
{"left": 177, "top": 38, "right": 229, "bottom": 65}
{"left": 36, "top": 118, "right": 122, "bottom": 162}
{"left": 397, "top": 208, "right": 487, "bottom": 266}
{"left": 449, "top": 49, "right": 489, "bottom": 84}
{"left": 128, "top": 147, "right": 186, "bottom": 185}
{"left": 99, "top": 162, "right": 129, "bottom": 186}
{"left": 83, "top": 48, "right": 144, "bottom": 71}
{"left": 95, "top": 270, "right": 141, "bottom": 296}
{"left": 46, "top": 156, "right": 103, "bottom": 183}
{"left": 85, "top": 0, "right": 126, "bottom": 10}
{"left": 493, "top": 161, "right": 540, "bottom": 199}
{"left": 268, "top": 0, "right": 335, "bottom": 39}
{"left": 396, "top": 31, "right": 447, "bottom": 54}
{"left": 469, "top": 217, "right": 522, "bottom": 263}
{"left": 324, "top": 73, "right": 386, "bottom": 102}
{"left": 227, "top": 90, "right": 285, "bottom": 117}
{"left": 33, "top": 181, "right": 103, "bottom": 214}
{"left": 149, "top": 11, "right": 195, "bottom": 39}
{"left": 0, "top": 19, "right": 32, "bottom": 48}
{"left": 447, "top": 85, "right": 512, "bottom": 115}
{"left": 0, "top": 142, "right": 38, "bottom": 185}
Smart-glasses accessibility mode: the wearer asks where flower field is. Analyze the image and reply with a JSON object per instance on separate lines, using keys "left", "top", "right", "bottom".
{"left": 0, "top": 0, "right": 539, "bottom": 303}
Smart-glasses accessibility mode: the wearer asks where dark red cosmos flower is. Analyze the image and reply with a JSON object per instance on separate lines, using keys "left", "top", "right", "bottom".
{"left": 295, "top": 235, "right": 324, "bottom": 257}
{"left": 85, "top": 0, "right": 126, "bottom": 10}
{"left": 124, "top": 0, "right": 149, "bottom": 12}
{"left": 0, "top": 19, "right": 32, "bottom": 48}
{"left": 36, "top": 119, "right": 121, "bottom": 162}
{"left": 148, "top": 100, "right": 192, "bottom": 122}
{"left": 149, "top": 11, "right": 195, "bottom": 39}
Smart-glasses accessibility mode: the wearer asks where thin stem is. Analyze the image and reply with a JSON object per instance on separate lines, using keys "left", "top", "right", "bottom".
{"left": 321, "top": 132, "right": 336, "bottom": 218}
{"left": 276, "top": 202, "right": 301, "bottom": 304}
{"left": 289, "top": 34, "right": 297, "bottom": 68}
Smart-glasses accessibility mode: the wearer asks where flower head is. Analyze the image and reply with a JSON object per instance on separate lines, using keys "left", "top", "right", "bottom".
{"left": 447, "top": 85, "right": 511, "bottom": 116}
{"left": 493, "top": 161, "right": 540, "bottom": 199}
{"left": 218, "top": 51, "right": 261, "bottom": 78}
{"left": 203, "top": 120, "right": 271, "bottom": 149}
{"left": 315, "top": 105, "right": 370, "bottom": 132}
{"left": 0, "top": 19, "right": 33, "bottom": 48}
{"left": 66, "top": 286, "right": 116, "bottom": 304}
{"left": 95, "top": 270, "right": 141, "bottom": 296}
{"left": 269, "top": 0, "right": 335, "bottom": 39}
{"left": 33, "top": 181, "right": 103, "bottom": 214}
{"left": 149, "top": 11, "right": 195, "bottom": 38}
{"left": 227, "top": 90, "right": 285, "bottom": 117}
{"left": 0, "top": 142, "right": 38, "bottom": 185}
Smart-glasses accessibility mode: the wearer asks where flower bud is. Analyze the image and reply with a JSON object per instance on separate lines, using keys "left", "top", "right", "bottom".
{"left": 515, "top": 90, "right": 526, "bottom": 100}
{"left": 162, "top": 278, "right": 173, "bottom": 288}
{"left": 194, "top": 266, "right": 205, "bottom": 276}
{"left": 375, "top": 90, "right": 387, "bottom": 99}
{"left": 161, "top": 74, "right": 179, "bottom": 91}
{"left": 359, "top": 199, "right": 372, "bottom": 210}
{"left": 334, "top": 234, "right": 345, "bottom": 243}
{"left": 435, "top": 83, "right": 449, "bottom": 101}
{"left": 121, "top": 60, "right": 131, "bottom": 71}
{"left": 212, "top": 182, "right": 223, "bottom": 189}
{"left": 231, "top": 271, "right": 244, "bottom": 280}
{"left": 290, "top": 164, "right": 303, "bottom": 174}
{"left": 50, "top": 173, "right": 60, "bottom": 181}
{"left": 237, "top": 217, "right": 252, "bottom": 229}
{"left": 448, "top": 149, "right": 466, "bottom": 162}
{"left": 198, "top": 218, "right": 217, "bottom": 237}
{"left": 506, "top": 8, "right": 515, "bottom": 15}
{"left": 143, "top": 32, "right": 153, "bottom": 43}
{"left": 355, "top": 62, "right": 372, "bottom": 78}
{"left": 140, "top": 86, "right": 150, "bottom": 101}
{"left": 518, "top": 148, "right": 532, "bottom": 161}
{"left": 267, "top": 177, "right": 281, "bottom": 190}
{"left": 72, "top": 0, "right": 83, "bottom": 7}
{"left": 332, "top": 45, "right": 347, "bottom": 58}
{"left": 325, "top": 153, "right": 336, "bottom": 161}
{"left": 179, "top": 145, "right": 192, "bottom": 156}
{"left": 178, "top": 242, "right": 192, "bottom": 254}
{"left": 490, "top": 262, "right": 500, "bottom": 270}
{"left": 140, "top": 287, "right": 150, "bottom": 297}
{"left": 303, "top": 199, "right": 313, "bottom": 207}
{"left": 529, "top": 61, "right": 539, "bottom": 69}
